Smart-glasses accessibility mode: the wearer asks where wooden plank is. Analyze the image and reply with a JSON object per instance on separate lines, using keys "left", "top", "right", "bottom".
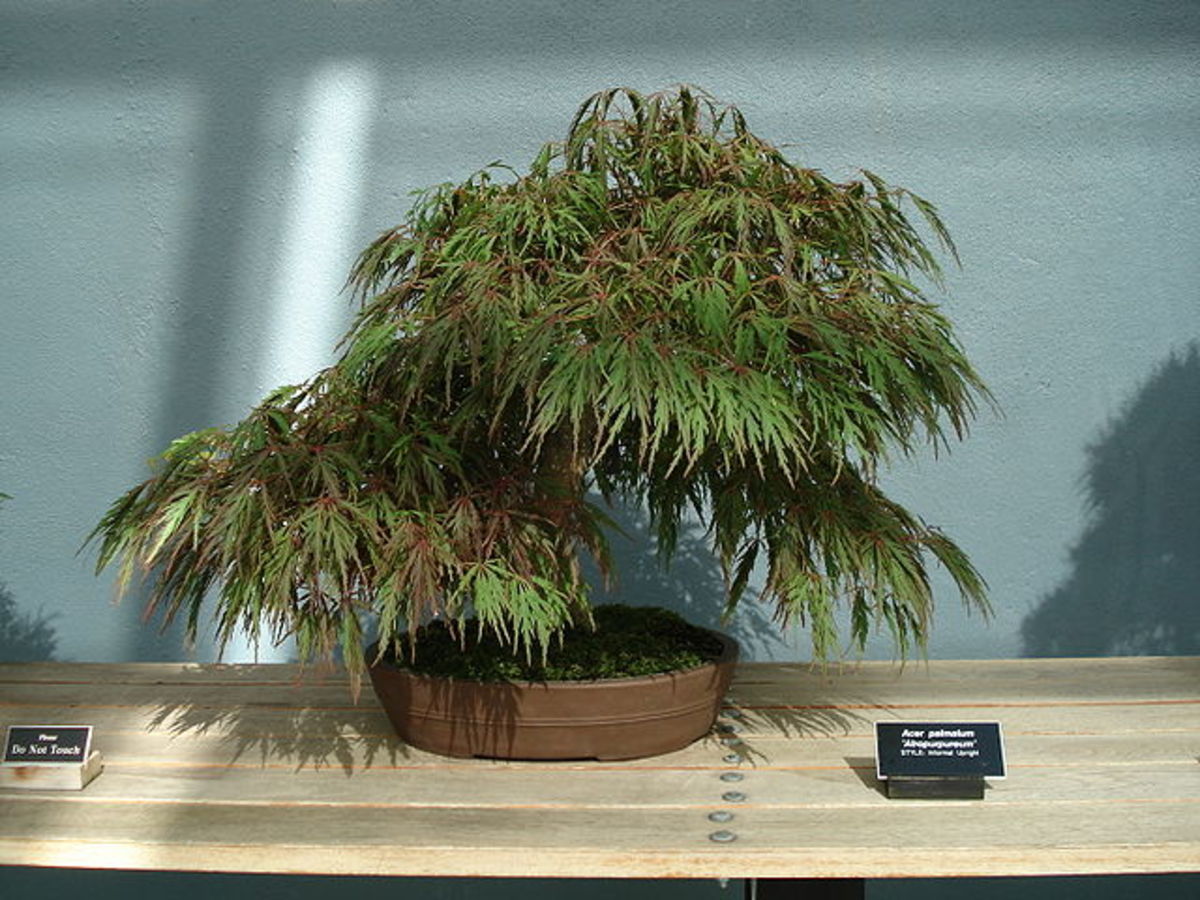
{"left": 728, "top": 732, "right": 1200, "bottom": 768}
{"left": 0, "top": 680, "right": 360, "bottom": 710}
{"left": 4, "top": 755, "right": 1194, "bottom": 809}
{"left": 724, "top": 702, "right": 1200, "bottom": 736}
{"left": 1, "top": 837, "right": 1194, "bottom": 880}
{"left": 0, "top": 661, "right": 326, "bottom": 685}
{"left": 0, "top": 708, "right": 1193, "bottom": 772}
{"left": 727, "top": 657, "right": 1200, "bottom": 705}
{"left": 40, "top": 729, "right": 1195, "bottom": 771}
{"left": 6, "top": 692, "right": 1196, "bottom": 737}
{"left": 0, "top": 793, "right": 1195, "bottom": 878}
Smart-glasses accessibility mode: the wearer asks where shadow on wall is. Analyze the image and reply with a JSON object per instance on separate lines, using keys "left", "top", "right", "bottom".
{"left": 585, "top": 497, "right": 779, "bottom": 657}
{"left": 0, "top": 582, "right": 58, "bottom": 662}
{"left": 1022, "top": 344, "right": 1200, "bottom": 657}
{"left": 0, "top": 493, "right": 57, "bottom": 661}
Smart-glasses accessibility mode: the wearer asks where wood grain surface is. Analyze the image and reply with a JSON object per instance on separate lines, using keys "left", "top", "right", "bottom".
{"left": 1, "top": 657, "right": 1197, "bottom": 878}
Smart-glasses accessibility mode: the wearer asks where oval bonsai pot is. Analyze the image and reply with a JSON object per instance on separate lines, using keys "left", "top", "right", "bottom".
{"left": 366, "top": 631, "right": 739, "bottom": 760}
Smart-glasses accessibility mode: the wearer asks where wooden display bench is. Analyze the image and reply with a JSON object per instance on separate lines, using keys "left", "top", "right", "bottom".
{"left": 1, "top": 657, "right": 1197, "bottom": 894}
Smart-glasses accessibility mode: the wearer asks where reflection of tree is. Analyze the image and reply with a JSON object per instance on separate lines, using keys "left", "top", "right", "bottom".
{"left": 0, "top": 581, "right": 57, "bottom": 661}
{"left": 1023, "top": 345, "right": 1200, "bottom": 656}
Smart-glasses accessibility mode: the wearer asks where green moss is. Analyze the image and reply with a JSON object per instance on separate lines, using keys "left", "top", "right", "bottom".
{"left": 387, "top": 605, "right": 726, "bottom": 682}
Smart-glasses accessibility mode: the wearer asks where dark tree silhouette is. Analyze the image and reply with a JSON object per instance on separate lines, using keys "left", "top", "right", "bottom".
{"left": 1023, "top": 345, "right": 1200, "bottom": 656}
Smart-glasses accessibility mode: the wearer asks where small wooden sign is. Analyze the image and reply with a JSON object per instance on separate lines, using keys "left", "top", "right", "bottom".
{"left": 1, "top": 725, "right": 102, "bottom": 790}
{"left": 875, "top": 721, "right": 1005, "bottom": 799}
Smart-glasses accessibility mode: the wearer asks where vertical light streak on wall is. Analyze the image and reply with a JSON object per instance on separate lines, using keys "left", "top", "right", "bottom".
{"left": 226, "top": 58, "right": 378, "bottom": 664}
{"left": 263, "top": 57, "right": 376, "bottom": 388}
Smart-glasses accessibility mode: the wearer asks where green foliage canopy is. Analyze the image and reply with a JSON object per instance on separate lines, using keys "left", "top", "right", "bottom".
{"left": 91, "top": 87, "right": 990, "bottom": 684}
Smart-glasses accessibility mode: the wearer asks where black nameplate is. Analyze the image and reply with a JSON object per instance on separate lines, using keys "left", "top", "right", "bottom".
{"left": 875, "top": 721, "right": 1005, "bottom": 780}
{"left": 4, "top": 725, "right": 93, "bottom": 765}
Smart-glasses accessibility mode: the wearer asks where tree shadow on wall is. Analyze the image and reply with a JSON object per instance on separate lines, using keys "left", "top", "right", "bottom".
{"left": 584, "top": 496, "right": 780, "bottom": 658}
{"left": 1022, "top": 345, "right": 1200, "bottom": 656}
{"left": 0, "top": 582, "right": 58, "bottom": 662}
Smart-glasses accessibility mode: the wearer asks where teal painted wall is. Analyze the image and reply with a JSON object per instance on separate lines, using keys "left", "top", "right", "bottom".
{"left": 2, "top": 0, "right": 1196, "bottom": 666}
{"left": 1, "top": 1, "right": 1197, "bottom": 896}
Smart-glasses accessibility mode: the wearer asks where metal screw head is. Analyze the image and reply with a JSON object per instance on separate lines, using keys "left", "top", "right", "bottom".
{"left": 708, "top": 810, "right": 734, "bottom": 823}
{"left": 721, "top": 790, "right": 747, "bottom": 803}
{"left": 724, "top": 708, "right": 744, "bottom": 719}
{"left": 720, "top": 771, "right": 744, "bottom": 782}
{"left": 721, "top": 736, "right": 741, "bottom": 746}
{"left": 717, "top": 723, "right": 740, "bottom": 734}
{"left": 708, "top": 830, "right": 738, "bottom": 843}
{"left": 722, "top": 753, "right": 741, "bottom": 764}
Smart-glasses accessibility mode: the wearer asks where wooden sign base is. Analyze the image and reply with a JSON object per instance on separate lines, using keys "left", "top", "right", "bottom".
{"left": 886, "top": 775, "right": 984, "bottom": 800}
{"left": 0, "top": 751, "right": 103, "bottom": 791}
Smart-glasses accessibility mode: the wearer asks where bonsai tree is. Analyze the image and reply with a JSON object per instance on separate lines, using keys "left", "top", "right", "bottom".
{"left": 91, "top": 87, "right": 989, "bottom": 689}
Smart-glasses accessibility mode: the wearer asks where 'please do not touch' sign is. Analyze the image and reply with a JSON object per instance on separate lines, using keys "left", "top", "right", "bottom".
{"left": 2, "top": 725, "right": 102, "bottom": 790}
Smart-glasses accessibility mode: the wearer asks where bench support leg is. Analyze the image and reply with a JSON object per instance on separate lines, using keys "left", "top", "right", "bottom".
{"left": 745, "top": 877, "right": 866, "bottom": 900}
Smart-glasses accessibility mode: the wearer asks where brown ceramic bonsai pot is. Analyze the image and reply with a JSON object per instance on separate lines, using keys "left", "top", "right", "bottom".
{"left": 366, "top": 631, "right": 738, "bottom": 760}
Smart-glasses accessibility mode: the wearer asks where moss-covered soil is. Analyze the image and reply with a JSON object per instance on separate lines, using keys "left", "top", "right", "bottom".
{"left": 384, "top": 604, "right": 727, "bottom": 682}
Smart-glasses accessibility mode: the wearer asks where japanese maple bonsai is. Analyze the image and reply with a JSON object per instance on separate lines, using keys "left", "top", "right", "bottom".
{"left": 91, "top": 87, "right": 989, "bottom": 757}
